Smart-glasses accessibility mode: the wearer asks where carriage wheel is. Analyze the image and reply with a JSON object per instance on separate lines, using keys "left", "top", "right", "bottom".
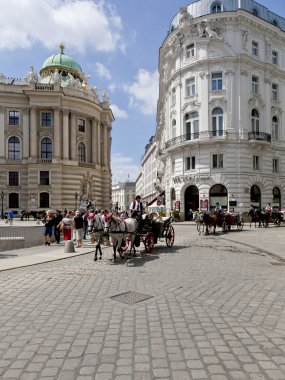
{"left": 237, "top": 218, "right": 244, "bottom": 231}
{"left": 166, "top": 225, "right": 175, "bottom": 247}
{"left": 222, "top": 221, "right": 227, "bottom": 232}
{"left": 144, "top": 232, "right": 155, "bottom": 253}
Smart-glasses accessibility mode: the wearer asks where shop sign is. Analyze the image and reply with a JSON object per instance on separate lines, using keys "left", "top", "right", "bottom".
{"left": 173, "top": 174, "right": 212, "bottom": 184}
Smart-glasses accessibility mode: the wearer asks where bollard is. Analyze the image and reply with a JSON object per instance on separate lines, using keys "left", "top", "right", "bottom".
{"left": 64, "top": 240, "right": 75, "bottom": 253}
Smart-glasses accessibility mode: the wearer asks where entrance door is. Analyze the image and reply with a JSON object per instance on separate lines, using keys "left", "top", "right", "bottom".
{"left": 184, "top": 185, "right": 199, "bottom": 221}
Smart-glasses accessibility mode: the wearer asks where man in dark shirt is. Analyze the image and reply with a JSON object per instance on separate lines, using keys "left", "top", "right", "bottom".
{"left": 73, "top": 210, "right": 84, "bottom": 247}
{"left": 53, "top": 210, "right": 63, "bottom": 244}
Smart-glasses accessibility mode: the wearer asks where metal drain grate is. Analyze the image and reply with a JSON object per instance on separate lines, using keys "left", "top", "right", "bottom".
{"left": 111, "top": 291, "right": 153, "bottom": 305}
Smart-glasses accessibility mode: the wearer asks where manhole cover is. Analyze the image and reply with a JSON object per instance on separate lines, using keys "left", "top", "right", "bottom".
{"left": 111, "top": 291, "right": 153, "bottom": 305}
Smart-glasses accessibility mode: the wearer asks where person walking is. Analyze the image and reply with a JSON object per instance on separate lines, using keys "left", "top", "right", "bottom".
{"left": 8, "top": 209, "right": 14, "bottom": 225}
{"left": 82, "top": 210, "right": 89, "bottom": 240}
{"left": 58, "top": 214, "right": 73, "bottom": 241}
{"left": 43, "top": 212, "right": 54, "bottom": 246}
{"left": 53, "top": 210, "right": 63, "bottom": 244}
{"left": 73, "top": 210, "right": 84, "bottom": 247}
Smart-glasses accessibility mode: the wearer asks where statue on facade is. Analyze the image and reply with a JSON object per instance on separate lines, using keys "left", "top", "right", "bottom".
{"left": 178, "top": 7, "right": 193, "bottom": 35}
{"left": 0, "top": 73, "right": 5, "bottom": 83}
{"left": 25, "top": 66, "right": 38, "bottom": 85}
{"left": 204, "top": 20, "right": 223, "bottom": 40}
{"left": 51, "top": 69, "right": 61, "bottom": 84}
{"left": 242, "top": 30, "right": 249, "bottom": 51}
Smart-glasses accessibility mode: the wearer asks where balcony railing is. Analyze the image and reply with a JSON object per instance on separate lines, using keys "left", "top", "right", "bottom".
{"left": 165, "top": 131, "right": 227, "bottom": 149}
{"left": 248, "top": 132, "right": 271, "bottom": 142}
{"left": 35, "top": 84, "right": 54, "bottom": 91}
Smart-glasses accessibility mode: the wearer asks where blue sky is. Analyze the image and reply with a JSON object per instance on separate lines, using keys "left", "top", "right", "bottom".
{"left": 0, "top": 0, "right": 284, "bottom": 183}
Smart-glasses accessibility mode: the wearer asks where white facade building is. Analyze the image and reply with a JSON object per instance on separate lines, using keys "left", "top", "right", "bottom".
{"left": 156, "top": 0, "right": 285, "bottom": 220}
{"left": 112, "top": 181, "right": 136, "bottom": 213}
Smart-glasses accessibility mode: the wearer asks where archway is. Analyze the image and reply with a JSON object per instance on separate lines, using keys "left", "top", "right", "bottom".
{"left": 250, "top": 185, "right": 261, "bottom": 208}
{"left": 210, "top": 184, "right": 228, "bottom": 211}
{"left": 184, "top": 185, "right": 199, "bottom": 220}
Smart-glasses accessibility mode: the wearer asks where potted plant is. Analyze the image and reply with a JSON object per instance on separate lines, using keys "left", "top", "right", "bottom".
{"left": 172, "top": 209, "right": 180, "bottom": 221}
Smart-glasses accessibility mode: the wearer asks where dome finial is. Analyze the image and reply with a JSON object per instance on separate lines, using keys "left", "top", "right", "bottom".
{"left": 59, "top": 43, "right": 65, "bottom": 54}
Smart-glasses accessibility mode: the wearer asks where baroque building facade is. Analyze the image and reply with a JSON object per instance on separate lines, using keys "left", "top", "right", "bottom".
{"left": 0, "top": 45, "right": 113, "bottom": 214}
{"left": 112, "top": 181, "right": 136, "bottom": 213}
{"left": 156, "top": 0, "right": 285, "bottom": 220}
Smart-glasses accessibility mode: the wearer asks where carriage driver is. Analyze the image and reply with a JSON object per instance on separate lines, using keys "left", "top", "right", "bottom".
{"left": 129, "top": 195, "right": 145, "bottom": 225}
{"left": 264, "top": 202, "right": 272, "bottom": 226}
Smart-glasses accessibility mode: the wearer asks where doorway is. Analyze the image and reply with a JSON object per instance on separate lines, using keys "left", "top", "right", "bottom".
{"left": 184, "top": 185, "right": 199, "bottom": 221}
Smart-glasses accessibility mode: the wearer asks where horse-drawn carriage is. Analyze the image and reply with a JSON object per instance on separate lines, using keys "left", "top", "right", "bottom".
{"left": 216, "top": 212, "right": 244, "bottom": 232}
{"left": 248, "top": 207, "right": 283, "bottom": 228}
{"left": 88, "top": 211, "right": 175, "bottom": 262}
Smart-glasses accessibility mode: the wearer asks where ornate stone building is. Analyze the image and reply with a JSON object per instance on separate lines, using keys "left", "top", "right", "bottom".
{"left": 0, "top": 45, "right": 113, "bottom": 214}
{"left": 156, "top": 0, "right": 285, "bottom": 220}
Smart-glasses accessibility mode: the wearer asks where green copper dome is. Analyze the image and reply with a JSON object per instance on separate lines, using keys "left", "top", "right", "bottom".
{"left": 40, "top": 44, "right": 84, "bottom": 86}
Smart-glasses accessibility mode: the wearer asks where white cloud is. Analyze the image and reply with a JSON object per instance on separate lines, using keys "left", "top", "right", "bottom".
{"left": 95, "top": 62, "right": 111, "bottom": 80}
{"left": 110, "top": 104, "right": 128, "bottom": 119}
{"left": 0, "top": 0, "right": 125, "bottom": 53}
{"left": 124, "top": 69, "right": 159, "bottom": 115}
{"left": 111, "top": 153, "right": 140, "bottom": 184}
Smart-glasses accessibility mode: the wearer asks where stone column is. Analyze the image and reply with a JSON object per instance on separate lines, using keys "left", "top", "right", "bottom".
{"left": 103, "top": 124, "right": 108, "bottom": 167}
{"left": 70, "top": 112, "right": 77, "bottom": 161}
{"left": 22, "top": 108, "right": 30, "bottom": 158}
{"left": 30, "top": 107, "right": 38, "bottom": 158}
{"left": 62, "top": 110, "right": 70, "bottom": 159}
{"left": 0, "top": 106, "right": 5, "bottom": 158}
{"left": 97, "top": 122, "right": 102, "bottom": 165}
{"left": 91, "top": 118, "right": 97, "bottom": 163}
{"left": 53, "top": 107, "right": 61, "bottom": 159}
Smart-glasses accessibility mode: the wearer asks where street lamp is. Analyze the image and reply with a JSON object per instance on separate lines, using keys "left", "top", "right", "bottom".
{"left": 1, "top": 191, "right": 4, "bottom": 219}
{"left": 74, "top": 192, "right": 78, "bottom": 210}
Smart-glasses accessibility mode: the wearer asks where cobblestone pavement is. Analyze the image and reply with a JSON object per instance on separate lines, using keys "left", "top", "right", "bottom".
{"left": 1, "top": 224, "right": 285, "bottom": 379}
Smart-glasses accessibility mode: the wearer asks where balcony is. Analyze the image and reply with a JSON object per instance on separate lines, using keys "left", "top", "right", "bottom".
{"left": 248, "top": 132, "right": 271, "bottom": 143}
{"left": 35, "top": 84, "right": 54, "bottom": 91}
{"left": 165, "top": 131, "right": 227, "bottom": 150}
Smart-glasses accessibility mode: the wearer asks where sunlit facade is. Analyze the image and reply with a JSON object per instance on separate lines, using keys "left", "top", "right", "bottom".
{"left": 0, "top": 45, "right": 113, "bottom": 214}
{"left": 156, "top": 0, "right": 285, "bottom": 220}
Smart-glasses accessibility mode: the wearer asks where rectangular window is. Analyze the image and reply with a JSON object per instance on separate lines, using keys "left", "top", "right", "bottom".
{"left": 272, "top": 83, "right": 278, "bottom": 101}
{"left": 186, "top": 43, "right": 195, "bottom": 59}
{"left": 8, "top": 110, "right": 19, "bottom": 126}
{"left": 185, "top": 156, "right": 195, "bottom": 170}
{"left": 213, "top": 154, "right": 223, "bottom": 169}
{"left": 253, "top": 155, "right": 259, "bottom": 170}
{"left": 41, "top": 112, "right": 52, "bottom": 127}
{"left": 252, "top": 41, "right": 258, "bottom": 56}
{"left": 272, "top": 50, "right": 278, "bottom": 65}
{"left": 171, "top": 87, "right": 176, "bottom": 106}
{"left": 39, "top": 171, "right": 50, "bottom": 185}
{"left": 78, "top": 119, "right": 85, "bottom": 132}
{"left": 8, "top": 172, "right": 19, "bottom": 186}
{"left": 212, "top": 72, "right": 222, "bottom": 91}
{"left": 185, "top": 78, "right": 195, "bottom": 97}
{"left": 273, "top": 158, "right": 279, "bottom": 172}
{"left": 252, "top": 75, "right": 259, "bottom": 94}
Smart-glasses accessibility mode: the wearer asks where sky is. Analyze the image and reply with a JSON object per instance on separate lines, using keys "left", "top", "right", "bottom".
{"left": 0, "top": 0, "right": 284, "bottom": 184}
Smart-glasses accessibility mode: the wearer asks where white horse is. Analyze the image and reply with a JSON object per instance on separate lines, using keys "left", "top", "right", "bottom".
{"left": 104, "top": 212, "right": 137, "bottom": 261}
{"left": 88, "top": 213, "right": 105, "bottom": 261}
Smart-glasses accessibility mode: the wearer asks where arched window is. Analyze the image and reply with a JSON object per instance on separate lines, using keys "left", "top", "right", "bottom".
{"left": 273, "top": 187, "right": 281, "bottom": 208}
{"left": 41, "top": 138, "right": 52, "bottom": 159}
{"left": 40, "top": 192, "right": 49, "bottom": 208}
{"left": 251, "top": 109, "right": 259, "bottom": 133}
{"left": 78, "top": 142, "right": 86, "bottom": 162}
{"left": 172, "top": 119, "right": 176, "bottom": 139}
{"left": 8, "top": 136, "right": 20, "bottom": 160}
{"left": 272, "top": 116, "right": 279, "bottom": 140}
{"left": 185, "top": 111, "right": 199, "bottom": 140}
{"left": 250, "top": 185, "right": 261, "bottom": 206}
{"left": 211, "top": 2, "right": 222, "bottom": 13}
{"left": 212, "top": 108, "right": 223, "bottom": 136}
{"left": 9, "top": 193, "right": 19, "bottom": 209}
{"left": 210, "top": 184, "right": 227, "bottom": 210}
{"left": 252, "top": 8, "right": 259, "bottom": 16}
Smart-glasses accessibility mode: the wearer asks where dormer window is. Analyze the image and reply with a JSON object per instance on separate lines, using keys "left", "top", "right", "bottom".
{"left": 252, "top": 8, "right": 259, "bottom": 16}
{"left": 211, "top": 2, "right": 222, "bottom": 13}
{"left": 272, "top": 19, "right": 278, "bottom": 27}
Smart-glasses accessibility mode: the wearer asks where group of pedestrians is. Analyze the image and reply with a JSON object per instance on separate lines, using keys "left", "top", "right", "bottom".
{"left": 42, "top": 209, "right": 90, "bottom": 247}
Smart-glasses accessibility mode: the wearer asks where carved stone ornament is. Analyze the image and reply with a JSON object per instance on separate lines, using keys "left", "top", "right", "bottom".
{"left": 248, "top": 95, "right": 265, "bottom": 109}
{"left": 178, "top": 7, "right": 193, "bottom": 37}
{"left": 241, "top": 30, "right": 249, "bottom": 51}
{"left": 193, "top": 19, "right": 224, "bottom": 40}
{"left": 0, "top": 73, "right": 5, "bottom": 83}
{"left": 271, "top": 106, "right": 282, "bottom": 116}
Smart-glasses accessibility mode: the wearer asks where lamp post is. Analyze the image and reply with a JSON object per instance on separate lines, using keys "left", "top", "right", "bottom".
{"left": 1, "top": 191, "right": 4, "bottom": 219}
{"left": 74, "top": 192, "right": 78, "bottom": 210}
